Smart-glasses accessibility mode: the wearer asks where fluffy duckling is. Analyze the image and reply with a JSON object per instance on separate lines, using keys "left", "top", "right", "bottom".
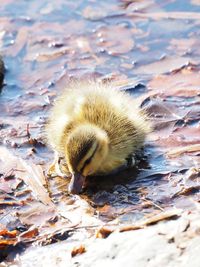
{"left": 46, "top": 81, "right": 150, "bottom": 194}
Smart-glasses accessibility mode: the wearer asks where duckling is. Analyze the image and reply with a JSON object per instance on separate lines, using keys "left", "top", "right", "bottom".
{"left": 46, "top": 81, "right": 151, "bottom": 194}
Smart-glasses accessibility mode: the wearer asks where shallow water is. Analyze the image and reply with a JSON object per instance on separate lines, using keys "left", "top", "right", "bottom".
{"left": 0, "top": 0, "right": 200, "bottom": 261}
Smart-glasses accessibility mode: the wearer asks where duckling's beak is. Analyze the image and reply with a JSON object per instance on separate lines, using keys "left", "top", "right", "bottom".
{"left": 68, "top": 172, "right": 86, "bottom": 194}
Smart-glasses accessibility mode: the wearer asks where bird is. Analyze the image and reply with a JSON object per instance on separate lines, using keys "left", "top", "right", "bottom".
{"left": 46, "top": 80, "right": 151, "bottom": 194}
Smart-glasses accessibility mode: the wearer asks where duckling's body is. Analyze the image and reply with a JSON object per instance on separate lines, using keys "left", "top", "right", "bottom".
{"left": 46, "top": 81, "right": 150, "bottom": 193}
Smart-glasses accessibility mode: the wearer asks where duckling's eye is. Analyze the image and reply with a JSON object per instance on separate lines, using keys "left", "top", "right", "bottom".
{"left": 85, "top": 157, "right": 92, "bottom": 166}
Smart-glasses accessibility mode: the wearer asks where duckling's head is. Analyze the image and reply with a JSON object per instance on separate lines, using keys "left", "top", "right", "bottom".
{"left": 65, "top": 124, "right": 109, "bottom": 194}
